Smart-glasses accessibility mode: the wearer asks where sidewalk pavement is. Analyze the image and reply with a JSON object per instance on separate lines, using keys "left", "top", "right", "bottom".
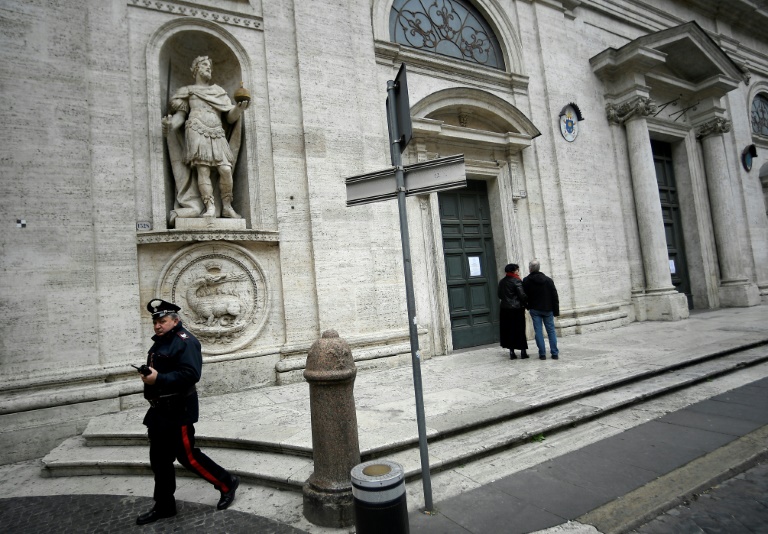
{"left": 407, "top": 377, "right": 768, "bottom": 533}
{"left": 0, "top": 304, "right": 767, "bottom": 533}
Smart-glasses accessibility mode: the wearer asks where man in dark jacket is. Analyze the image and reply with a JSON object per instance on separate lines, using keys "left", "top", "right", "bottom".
{"left": 135, "top": 299, "right": 239, "bottom": 525}
{"left": 522, "top": 260, "right": 560, "bottom": 360}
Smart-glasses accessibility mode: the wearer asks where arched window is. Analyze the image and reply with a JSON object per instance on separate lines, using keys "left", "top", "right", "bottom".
{"left": 390, "top": 0, "right": 505, "bottom": 70}
{"left": 752, "top": 93, "right": 768, "bottom": 136}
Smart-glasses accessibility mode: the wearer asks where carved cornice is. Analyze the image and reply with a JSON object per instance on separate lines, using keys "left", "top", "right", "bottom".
{"left": 374, "top": 41, "right": 529, "bottom": 95}
{"left": 606, "top": 97, "right": 657, "bottom": 125}
{"left": 128, "top": 0, "right": 263, "bottom": 30}
{"left": 696, "top": 118, "right": 732, "bottom": 139}
{"left": 137, "top": 230, "right": 279, "bottom": 244}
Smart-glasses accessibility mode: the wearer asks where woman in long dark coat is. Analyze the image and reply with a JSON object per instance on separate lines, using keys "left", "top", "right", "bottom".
{"left": 498, "top": 263, "right": 528, "bottom": 359}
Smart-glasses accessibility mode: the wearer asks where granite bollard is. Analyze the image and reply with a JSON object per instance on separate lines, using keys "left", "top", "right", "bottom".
{"left": 302, "top": 330, "right": 361, "bottom": 527}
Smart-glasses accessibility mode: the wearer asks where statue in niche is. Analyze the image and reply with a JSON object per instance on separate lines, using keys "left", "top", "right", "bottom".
{"left": 162, "top": 56, "right": 250, "bottom": 224}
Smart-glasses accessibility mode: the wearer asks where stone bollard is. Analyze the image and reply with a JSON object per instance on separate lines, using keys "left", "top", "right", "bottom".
{"left": 302, "top": 330, "right": 361, "bottom": 527}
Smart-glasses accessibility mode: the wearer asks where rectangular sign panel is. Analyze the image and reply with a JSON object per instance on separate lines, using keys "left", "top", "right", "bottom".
{"left": 345, "top": 154, "right": 466, "bottom": 206}
{"left": 393, "top": 63, "right": 412, "bottom": 151}
{"left": 403, "top": 154, "right": 466, "bottom": 196}
{"left": 344, "top": 166, "right": 398, "bottom": 206}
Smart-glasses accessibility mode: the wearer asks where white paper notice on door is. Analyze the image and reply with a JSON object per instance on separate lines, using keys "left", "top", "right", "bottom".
{"left": 669, "top": 259, "right": 676, "bottom": 274}
{"left": 468, "top": 256, "right": 482, "bottom": 277}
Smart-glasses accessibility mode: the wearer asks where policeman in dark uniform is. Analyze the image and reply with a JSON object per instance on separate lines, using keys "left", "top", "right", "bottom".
{"left": 135, "top": 299, "right": 239, "bottom": 525}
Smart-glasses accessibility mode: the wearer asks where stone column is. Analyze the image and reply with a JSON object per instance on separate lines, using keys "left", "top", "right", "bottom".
{"left": 302, "top": 330, "right": 360, "bottom": 528}
{"left": 607, "top": 97, "right": 688, "bottom": 320}
{"left": 625, "top": 116, "right": 672, "bottom": 292}
{"left": 697, "top": 119, "right": 761, "bottom": 307}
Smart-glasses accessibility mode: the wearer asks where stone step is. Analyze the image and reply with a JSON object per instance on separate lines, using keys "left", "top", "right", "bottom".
{"left": 80, "top": 346, "right": 767, "bottom": 455}
{"left": 40, "top": 346, "right": 768, "bottom": 490}
{"left": 383, "top": 347, "right": 768, "bottom": 479}
{"left": 78, "top": 414, "right": 314, "bottom": 457}
{"left": 41, "top": 436, "right": 313, "bottom": 491}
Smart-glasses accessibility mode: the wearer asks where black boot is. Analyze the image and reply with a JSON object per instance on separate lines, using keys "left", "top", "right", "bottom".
{"left": 509, "top": 350, "right": 517, "bottom": 360}
{"left": 521, "top": 350, "right": 529, "bottom": 359}
{"left": 136, "top": 505, "right": 177, "bottom": 525}
{"left": 217, "top": 475, "right": 240, "bottom": 510}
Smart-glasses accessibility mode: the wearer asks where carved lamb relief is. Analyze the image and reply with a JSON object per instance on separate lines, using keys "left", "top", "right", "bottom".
{"left": 157, "top": 243, "right": 268, "bottom": 355}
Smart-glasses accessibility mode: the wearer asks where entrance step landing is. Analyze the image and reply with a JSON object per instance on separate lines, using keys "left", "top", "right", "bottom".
{"left": 41, "top": 341, "right": 768, "bottom": 491}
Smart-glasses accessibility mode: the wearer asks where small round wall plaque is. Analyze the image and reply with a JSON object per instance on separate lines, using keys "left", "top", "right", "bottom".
{"left": 559, "top": 104, "right": 579, "bottom": 142}
{"left": 741, "top": 144, "right": 757, "bottom": 172}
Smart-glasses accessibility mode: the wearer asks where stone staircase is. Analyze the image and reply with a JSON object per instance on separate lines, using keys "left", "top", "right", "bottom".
{"left": 41, "top": 337, "right": 768, "bottom": 491}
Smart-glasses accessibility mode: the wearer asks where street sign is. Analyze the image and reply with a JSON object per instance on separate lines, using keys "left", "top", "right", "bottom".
{"left": 345, "top": 154, "right": 466, "bottom": 206}
{"left": 344, "top": 63, "right": 452, "bottom": 512}
{"left": 402, "top": 154, "right": 465, "bottom": 195}
{"left": 386, "top": 63, "right": 412, "bottom": 151}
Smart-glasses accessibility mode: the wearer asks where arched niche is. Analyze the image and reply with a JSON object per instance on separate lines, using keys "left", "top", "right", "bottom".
{"left": 146, "top": 19, "right": 256, "bottom": 230}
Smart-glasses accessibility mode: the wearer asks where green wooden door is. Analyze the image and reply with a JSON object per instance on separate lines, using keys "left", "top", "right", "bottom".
{"left": 652, "top": 140, "right": 693, "bottom": 309}
{"left": 438, "top": 180, "right": 499, "bottom": 349}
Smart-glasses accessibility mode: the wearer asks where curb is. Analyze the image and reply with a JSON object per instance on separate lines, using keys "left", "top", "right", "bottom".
{"left": 576, "top": 424, "right": 768, "bottom": 533}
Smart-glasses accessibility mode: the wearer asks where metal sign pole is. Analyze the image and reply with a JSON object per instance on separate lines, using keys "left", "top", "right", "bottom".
{"left": 386, "top": 78, "right": 434, "bottom": 513}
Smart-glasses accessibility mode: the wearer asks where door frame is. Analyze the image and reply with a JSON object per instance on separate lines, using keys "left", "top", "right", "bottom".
{"left": 406, "top": 89, "right": 538, "bottom": 354}
{"left": 414, "top": 159, "right": 527, "bottom": 354}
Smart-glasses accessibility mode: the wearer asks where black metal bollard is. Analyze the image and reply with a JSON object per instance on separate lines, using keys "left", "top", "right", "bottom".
{"left": 351, "top": 460, "right": 410, "bottom": 534}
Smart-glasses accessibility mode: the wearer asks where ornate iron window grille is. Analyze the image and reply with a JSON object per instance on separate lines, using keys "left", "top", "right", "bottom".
{"left": 390, "top": 0, "right": 505, "bottom": 70}
{"left": 751, "top": 93, "right": 768, "bottom": 136}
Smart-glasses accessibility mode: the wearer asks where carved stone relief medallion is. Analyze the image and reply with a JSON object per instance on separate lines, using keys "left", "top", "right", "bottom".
{"left": 156, "top": 242, "right": 268, "bottom": 355}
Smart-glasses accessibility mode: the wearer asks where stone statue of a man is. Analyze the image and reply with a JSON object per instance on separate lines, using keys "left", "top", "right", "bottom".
{"left": 162, "top": 56, "right": 249, "bottom": 224}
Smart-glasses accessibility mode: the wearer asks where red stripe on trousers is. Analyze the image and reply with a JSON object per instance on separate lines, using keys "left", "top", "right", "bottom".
{"left": 181, "top": 425, "right": 229, "bottom": 493}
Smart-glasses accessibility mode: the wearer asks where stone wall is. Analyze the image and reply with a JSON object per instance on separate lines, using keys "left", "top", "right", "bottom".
{"left": 0, "top": 0, "right": 144, "bottom": 463}
{"left": 1, "top": 0, "right": 767, "bottom": 464}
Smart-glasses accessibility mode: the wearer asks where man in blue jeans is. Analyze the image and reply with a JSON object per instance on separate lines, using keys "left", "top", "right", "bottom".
{"left": 522, "top": 260, "right": 560, "bottom": 360}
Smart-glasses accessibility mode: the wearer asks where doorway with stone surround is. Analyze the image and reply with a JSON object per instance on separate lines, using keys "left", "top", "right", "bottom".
{"left": 407, "top": 87, "right": 539, "bottom": 353}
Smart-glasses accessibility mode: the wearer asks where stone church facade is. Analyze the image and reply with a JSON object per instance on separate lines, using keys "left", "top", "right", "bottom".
{"left": 1, "top": 0, "right": 767, "bottom": 463}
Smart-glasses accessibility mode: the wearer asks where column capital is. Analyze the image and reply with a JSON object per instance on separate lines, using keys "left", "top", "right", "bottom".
{"left": 606, "top": 96, "right": 657, "bottom": 125}
{"left": 696, "top": 117, "right": 732, "bottom": 139}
